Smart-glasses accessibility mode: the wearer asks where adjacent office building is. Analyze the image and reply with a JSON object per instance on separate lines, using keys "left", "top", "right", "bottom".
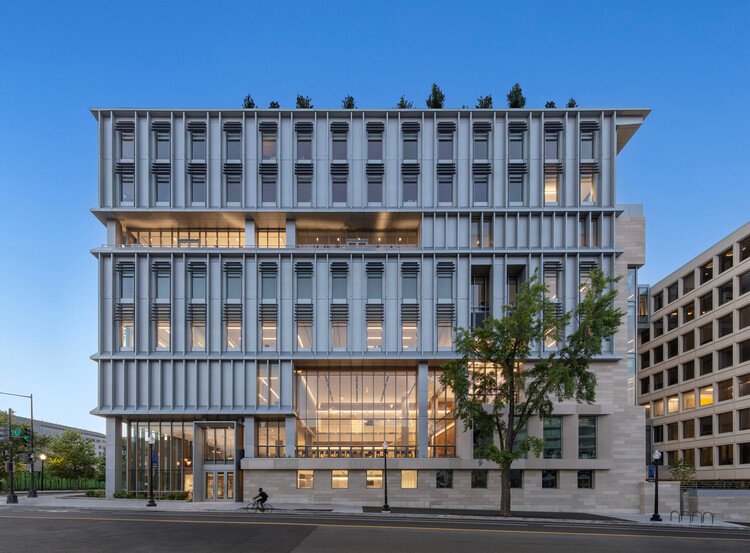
{"left": 10, "top": 415, "right": 106, "bottom": 457}
{"left": 638, "top": 222, "right": 750, "bottom": 480}
{"left": 92, "top": 106, "right": 649, "bottom": 510}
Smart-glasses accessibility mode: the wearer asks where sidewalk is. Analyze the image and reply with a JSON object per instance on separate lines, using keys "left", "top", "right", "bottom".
{"left": 0, "top": 493, "right": 745, "bottom": 528}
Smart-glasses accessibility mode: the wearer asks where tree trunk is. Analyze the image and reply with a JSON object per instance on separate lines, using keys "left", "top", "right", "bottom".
{"left": 500, "top": 466, "right": 512, "bottom": 516}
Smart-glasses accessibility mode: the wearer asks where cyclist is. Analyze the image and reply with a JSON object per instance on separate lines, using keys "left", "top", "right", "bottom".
{"left": 252, "top": 488, "right": 269, "bottom": 511}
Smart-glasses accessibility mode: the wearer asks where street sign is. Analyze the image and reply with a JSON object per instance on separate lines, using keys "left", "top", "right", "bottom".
{"left": 11, "top": 429, "right": 22, "bottom": 437}
{"left": 151, "top": 451, "right": 158, "bottom": 468}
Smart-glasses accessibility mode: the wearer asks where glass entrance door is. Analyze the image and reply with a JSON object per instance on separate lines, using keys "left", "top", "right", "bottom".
{"left": 204, "top": 470, "right": 234, "bottom": 501}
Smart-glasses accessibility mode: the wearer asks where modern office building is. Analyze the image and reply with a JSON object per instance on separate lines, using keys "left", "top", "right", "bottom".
{"left": 638, "top": 222, "right": 750, "bottom": 480}
{"left": 10, "top": 414, "right": 106, "bottom": 457}
{"left": 92, "top": 106, "right": 649, "bottom": 510}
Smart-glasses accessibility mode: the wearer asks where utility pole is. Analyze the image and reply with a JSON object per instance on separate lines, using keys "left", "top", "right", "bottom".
{"left": 6, "top": 408, "right": 18, "bottom": 504}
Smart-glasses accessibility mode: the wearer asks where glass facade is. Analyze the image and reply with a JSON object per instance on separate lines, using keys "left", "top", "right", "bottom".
{"left": 428, "top": 370, "right": 456, "bottom": 458}
{"left": 126, "top": 421, "right": 194, "bottom": 495}
{"left": 295, "top": 369, "right": 418, "bottom": 458}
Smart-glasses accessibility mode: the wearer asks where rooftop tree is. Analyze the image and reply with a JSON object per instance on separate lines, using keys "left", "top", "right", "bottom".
{"left": 296, "top": 95, "right": 313, "bottom": 109}
{"left": 476, "top": 95, "right": 493, "bottom": 108}
{"left": 506, "top": 83, "right": 526, "bottom": 108}
{"left": 242, "top": 94, "right": 256, "bottom": 109}
{"left": 268, "top": 101, "right": 280, "bottom": 109}
{"left": 441, "top": 269, "right": 623, "bottom": 516}
{"left": 566, "top": 98, "right": 578, "bottom": 108}
{"left": 396, "top": 95, "right": 413, "bottom": 109}
{"left": 545, "top": 100, "right": 556, "bottom": 108}
{"left": 425, "top": 83, "right": 445, "bottom": 108}
{"left": 342, "top": 95, "right": 356, "bottom": 109}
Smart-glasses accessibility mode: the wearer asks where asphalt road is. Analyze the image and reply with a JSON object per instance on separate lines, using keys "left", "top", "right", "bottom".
{"left": 1, "top": 508, "right": 749, "bottom": 553}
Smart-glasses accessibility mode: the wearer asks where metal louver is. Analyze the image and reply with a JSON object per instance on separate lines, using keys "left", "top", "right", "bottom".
{"left": 223, "top": 121, "right": 242, "bottom": 132}
{"left": 259, "top": 304, "right": 278, "bottom": 322}
{"left": 401, "top": 121, "right": 420, "bottom": 132}
{"left": 330, "top": 304, "right": 349, "bottom": 321}
{"left": 401, "top": 162, "right": 420, "bottom": 176}
{"left": 472, "top": 162, "right": 492, "bottom": 175}
{"left": 295, "top": 304, "right": 313, "bottom": 322}
{"left": 580, "top": 121, "right": 600, "bottom": 132}
{"left": 330, "top": 121, "right": 349, "bottom": 133}
{"left": 186, "top": 121, "right": 206, "bottom": 132}
{"left": 544, "top": 121, "right": 564, "bottom": 132}
{"left": 473, "top": 121, "right": 492, "bottom": 133}
{"left": 115, "top": 303, "right": 135, "bottom": 321}
{"left": 436, "top": 163, "right": 456, "bottom": 175}
{"left": 366, "top": 121, "right": 385, "bottom": 133}
{"left": 187, "top": 303, "right": 207, "bottom": 322}
{"left": 365, "top": 303, "right": 384, "bottom": 322}
{"left": 223, "top": 303, "right": 243, "bottom": 321}
{"left": 150, "top": 303, "right": 171, "bottom": 322}
{"left": 437, "top": 121, "right": 456, "bottom": 133}
{"left": 258, "top": 122, "right": 278, "bottom": 133}
{"left": 401, "top": 303, "right": 420, "bottom": 322}
{"left": 295, "top": 121, "right": 313, "bottom": 133}
{"left": 435, "top": 304, "right": 455, "bottom": 322}
{"left": 115, "top": 120, "right": 135, "bottom": 131}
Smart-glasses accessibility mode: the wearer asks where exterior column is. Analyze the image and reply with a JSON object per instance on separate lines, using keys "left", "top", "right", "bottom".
{"left": 245, "top": 219, "right": 256, "bottom": 247}
{"left": 417, "top": 362, "right": 429, "bottom": 458}
{"left": 456, "top": 421, "right": 472, "bottom": 459}
{"left": 244, "top": 416, "right": 255, "bottom": 458}
{"left": 285, "top": 219, "right": 296, "bottom": 246}
{"left": 285, "top": 415, "right": 296, "bottom": 458}
{"left": 105, "top": 417, "right": 123, "bottom": 498}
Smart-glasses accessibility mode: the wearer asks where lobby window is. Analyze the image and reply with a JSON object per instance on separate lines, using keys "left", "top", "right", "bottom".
{"left": 683, "top": 390, "right": 696, "bottom": 410}
{"left": 297, "top": 470, "right": 313, "bottom": 489}
{"left": 683, "top": 330, "right": 694, "bottom": 352}
{"left": 402, "top": 131, "right": 418, "bottom": 160}
{"left": 509, "top": 130, "right": 524, "bottom": 160}
{"left": 700, "top": 260, "right": 713, "bottom": 285}
{"left": 256, "top": 420, "right": 284, "bottom": 458}
{"left": 579, "top": 173, "right": 596, "bottom": 205}
{"left": 653, "top": 399, "right": 664, "bottom": 417}
{"left": 261, "top": 131, "right": 276, "bottom": 161}
{"left": 474, "top": 131, "right": 489, "bottom": 160}
{"left": 683, "top": 361, "right": 695, "bottom": 381}
{"left": 543, "top": 416, "right": 562, "bottom": 459}
{"left": 473, "top": 174, "right": 489, "bottom": 204}
{"left": 718, "top": 281, "right": 733, "bottom": 306}
{"left": 155, "top": 174, "right": 170, "bottom": 204}
{"left": 667, "top": 283, "right": 679, "bottom": 304}
{"left": 433, "top": 469, "right": 453, "bottom": 489}
{"left": 718, "top": 346, "right": 733, "bottom": 369}
{"left": 577, "top": 470, "right": 594, "bottom": 489}
{"left": 718, "top": 444, "right": 734, "bottom": 466}
{"left": 719, "top": 247, "right": 734, "bottom": 274}
{"left": 667, "top": 366, "right": 678, "bottom": 386}
{"left": 261, "top": 175, "right": 276, "bottom": 204}
{"left": 257, "top": 362, "right": 280, "bottom": 407}
{"left": 331, "top": 470, "right": 349, "bottom": 489}
{"left": 401, "top": 470, "right": 418, "bottom": 489}
{"left": 226, "top": 174, "right": 241, "bottom": 204}
{"left": 296, "top": 175, "right": 312, "bottom": 204}
{"left": 437, "top": 175, "right": 453, "bottom": 204}
{"left": 367, "top": 175, "right": 383, "bottom": 204}
{"left": 699, "top": 447, "right": 713, "bottom": 467}
{"left": 699, "top": 323, "right": 713, "bottom": 345}
{"left": 257, "top": 229, "right": 287, "bottom": 249}
{"left": 718, "top": 411, "right": 733, "bottom": 434}
{"left": 741, "top": 408, "right": 750, "bottom": 430}
{"left": 508, "top": 174, "right": 524, "bottom": 204}
{"left": 332, "top": 176, "right": 347, "bottom": 204}
{"left": 700, "top": 354, "right": 713, "bottom": 375}
{"left": 578, "top": 416, "right": 597, "bottom": 459}
{"left": 544, "top": 172, "right": 559, "bottom": 204}
{"left": 541, "top": 470, "right": 558, "bottom": 489}
{"left": 699, "top": 384, "right": 714, "bottom": 406}
{"left": 471, "top": 469, "right": 488, "bottom": 489}
{"left": 699, "top": 415, "right": 713, "bottom": 436}
{"left": 202, "top": 426, "right": 235, "bottom": 464}
{"left": 437, "top": 131, "right": 454, "bottom": 161}
{"left": 402, "top": 175, "right": 418, "bottom": 204}
{"left": 740, "top": 338, "right": 750, "bottom": 363}
{"left": 683, "top": 419, "right": 695, "bottom": 439}
{"left": 740, "top": 374, "right": 750, "bottom": 397}
{"left": 366, "top": 470, "right": 383, "bottom": 489}
{"left": 225, "top": 130, "right": 241, "bottom": 160}
{"left": 667, "top": 395, "right": 679, "bottom": 414}
{"left": 297, "top": 132, "right": 312, "bottom": 161}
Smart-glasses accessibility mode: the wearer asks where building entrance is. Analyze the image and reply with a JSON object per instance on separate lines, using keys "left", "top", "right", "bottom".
{"left": 204, "top": 470, "right": 234, "bottom": 501}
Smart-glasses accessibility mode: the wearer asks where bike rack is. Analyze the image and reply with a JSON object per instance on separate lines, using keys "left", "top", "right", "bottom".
{"left": 690, "top": 511, "right": 701, "bottom": 523}
{"left": 701, "top": 511, "right": 714, "bottom": 524}
{"left": 669, "top": 510, "right": 682, "bottom": 522}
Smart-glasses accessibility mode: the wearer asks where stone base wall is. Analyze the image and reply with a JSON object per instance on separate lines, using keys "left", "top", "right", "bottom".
{"left": 244, "top": 468, "right": 654, "bottom": 514}
{"left": 686, "top": 490, "right": 750, "bottom": 522}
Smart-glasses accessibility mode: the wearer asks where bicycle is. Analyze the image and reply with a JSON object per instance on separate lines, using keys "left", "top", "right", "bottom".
{"left": 248, "top": 499, "right": 274, "bottom": 512}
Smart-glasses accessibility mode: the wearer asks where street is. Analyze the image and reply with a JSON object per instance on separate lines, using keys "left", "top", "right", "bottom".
{"left": 0, "top": 508, "right": 748, "bottom": 552}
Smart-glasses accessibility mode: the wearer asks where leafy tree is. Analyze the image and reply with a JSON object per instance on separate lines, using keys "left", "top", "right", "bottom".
{"left": 545, "top": 101, "right": 556, "bottom": 108}
{"left": 268, "top": 101, "right": 280, "bottom": 109}
{"left": 566, "top": 98, "right": 578, "bottom": 108}
{"left": 669, "top": 458, "right": 696, "bottom": 513}
{"left": 506, "top": 83, "right": 526, "bottom": 108}
{"left": 396, "top": 95, "right": 413, "bottom": 109}
{"left": 47, "top": 430, "right": 97, "bottom": 480}
{"left": 425, "top": 83, "right": 445, "bottom": 108}
{"left": 296, "top": 95, "right": 313, "bottom": 109}
{"left": 95, "top": 452, "right": 106, "bottom": 482}
{"left": 341, "top": 95, "right": 356, "bottom": 109}
{"left": 476, "top": 95, "right": 493, "bottom": 109}
{"left": 441, "top": 269, "right": 622, "bottom": 516}
{"left": 242, "top": 94, "right": 256, "bottom": 109}
{"left": 0, "top": 411, "right": 51, "bottom": 482}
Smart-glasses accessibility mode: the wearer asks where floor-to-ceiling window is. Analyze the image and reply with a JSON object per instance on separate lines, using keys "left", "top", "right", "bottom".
{"left": 428, "top": 370, "right": 456, "bottom": 457}
{"left": 126, "top": 421, "right": 194, "bottom": 495}
{"left": 295, "top": 369, "right": 418, "bottom": 458}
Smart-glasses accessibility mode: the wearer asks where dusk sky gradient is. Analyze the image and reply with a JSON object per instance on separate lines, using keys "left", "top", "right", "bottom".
{"left": 0, "top": 1, "right": 748, "bottom": 432}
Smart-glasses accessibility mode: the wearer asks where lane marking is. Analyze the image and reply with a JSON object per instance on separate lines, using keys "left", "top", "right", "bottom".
{"left": 0, "top": 514, "right": 747, "bottom": 542}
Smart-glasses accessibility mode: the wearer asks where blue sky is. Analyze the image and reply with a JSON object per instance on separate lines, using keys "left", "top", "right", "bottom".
{"left": 0, "top": 1, "right": 748, "bottom": 432}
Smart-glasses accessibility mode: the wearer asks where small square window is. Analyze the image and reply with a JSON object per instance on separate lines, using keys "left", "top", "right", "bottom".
{"left": 577, "top": 470, "right": 594, "bottom": 489}
{"left": 297, "top": 470, "right": 313, "bottom": 489}
{"left": 541, "top": 469, "right": 558, "bottom": 489}
{"left": 471, "top": 469, "right": 488, "bottom": 489}
{"left": 436, "top": 469, "right": 453, "bottom": 489}
{"left": 401, "top": 470, "right": 417, "bottom": 489}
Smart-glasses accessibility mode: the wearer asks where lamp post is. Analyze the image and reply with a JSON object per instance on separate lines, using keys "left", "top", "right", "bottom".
{"left": 1, "top": 391, "right": 37, "bottom": 498}
{"left": 381, "top": 441, "right": 390, "bottom": 513}
{"left": 39, "top": 454, "right": 47, "bottom": 492}
{"left": 651, "top": 449, "right": 662, "bottom": 522}
{"left": 146, "top": 435, "right": 157, "bottom": 507}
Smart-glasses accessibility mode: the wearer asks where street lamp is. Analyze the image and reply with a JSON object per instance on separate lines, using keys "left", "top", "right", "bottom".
{"left": 38, "top": 454, "right": 47, "bottom": 492}
{"left": 381, "top": 441, "right": 390, "bottom": 513}
{"left": 146, "top": 435, "right": 157, "bottom": 507}
{"left": 651, "top": 449, "right": 662, "bottom": 522}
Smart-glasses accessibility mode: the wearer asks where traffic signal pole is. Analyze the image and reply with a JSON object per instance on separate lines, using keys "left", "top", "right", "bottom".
{"left": 27, "top": 394, "right": 37, "bottom": 498}
{"left": 6, "top": 408, "right": 17, "bottom": 504}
